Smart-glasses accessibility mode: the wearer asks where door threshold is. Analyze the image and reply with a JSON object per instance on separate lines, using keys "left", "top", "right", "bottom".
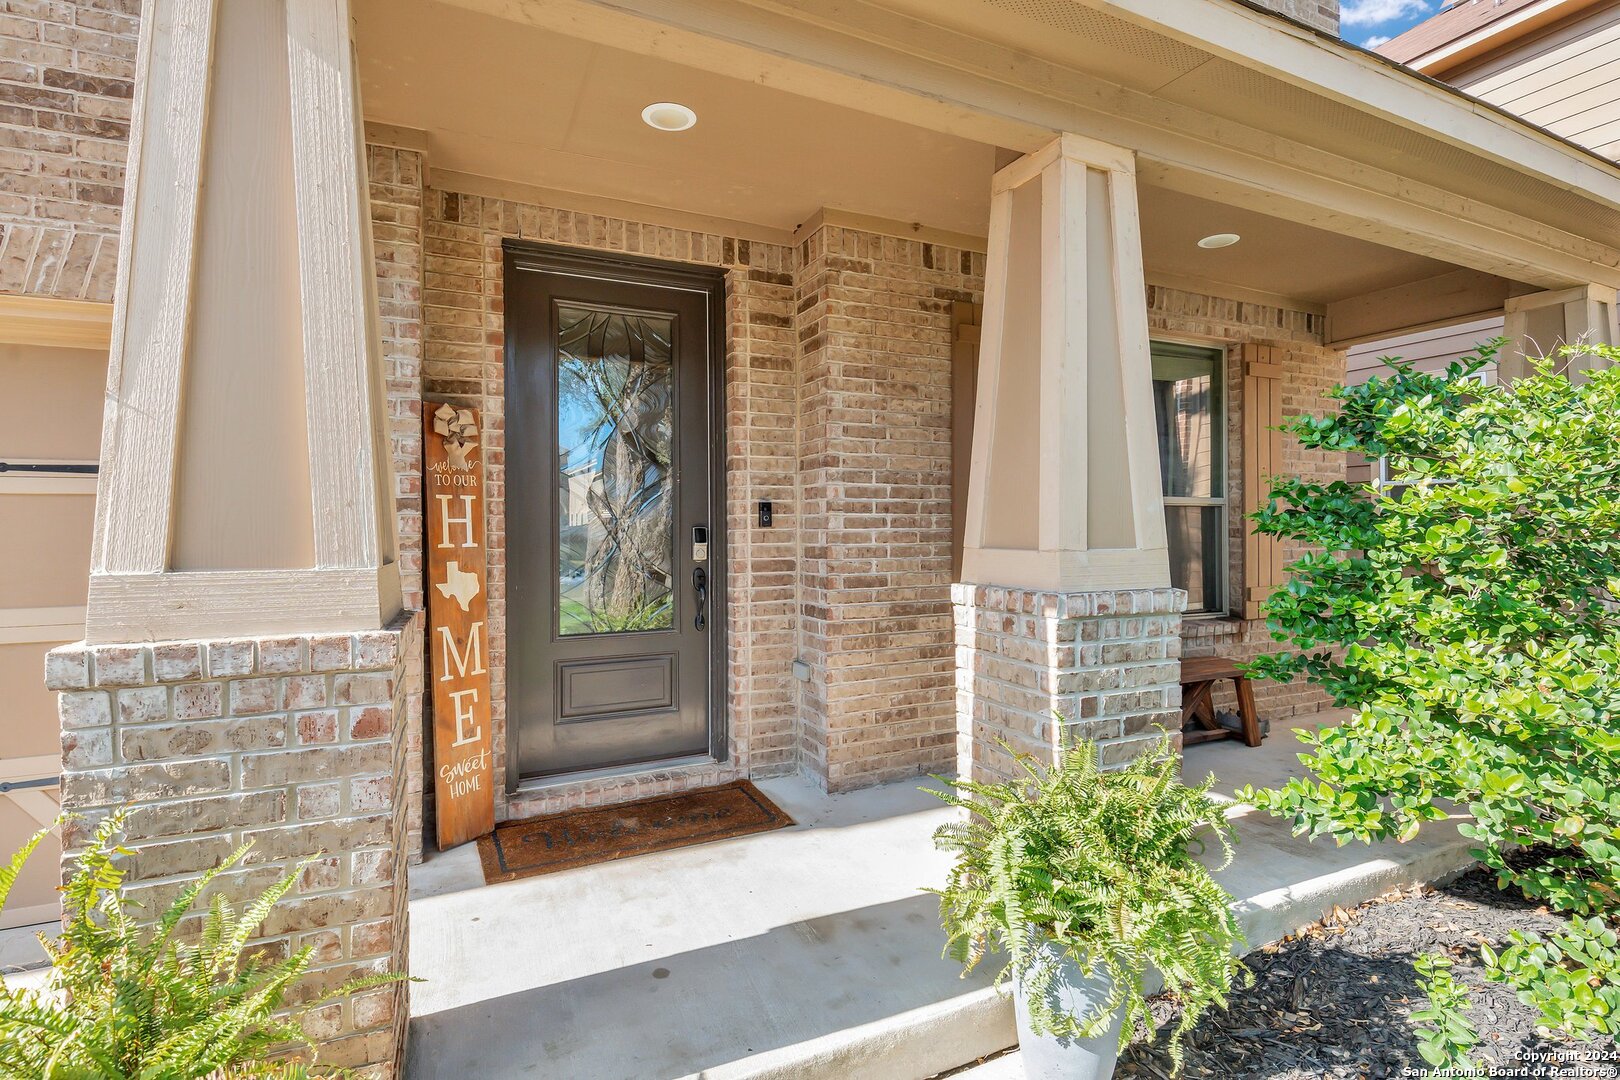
{"left": 513, "top": 753, "right": 724, "bottom": 795}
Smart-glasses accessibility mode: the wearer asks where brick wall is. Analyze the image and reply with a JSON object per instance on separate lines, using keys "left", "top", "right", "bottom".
{"left": 796, "top": 223, "right": 983, "bottom": 791}
{"left": 0, "top": 0, "right": 135, "bottom": 299}
{"left": 1147, "top": 283, "right": 1344, "bottom": 720}
{"left": 47, "top": 614, "right": 421, "bottom": 1078}
{"left": 953, "top": 585, "right": 1186, "bottom": 783}
{"left": 1253, "top": 0, "right": 1339, "bottom": 34}
{"left": 367, "top": 142, "right": 426, "bottom": 858}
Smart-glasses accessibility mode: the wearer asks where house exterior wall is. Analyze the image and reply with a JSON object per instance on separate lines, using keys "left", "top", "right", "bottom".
{"left": 367, "top": 143, "right": 428, "bottom": 859}
{"left": 796, "top": 223, "right": 983, "bottom": 791}
{"left": 0, "top": 0, "right": 135, "bottom": 300}
{"left": 3, "top": 6, "right": 1341, "bottom": 862}
{"left": 411, "top": 183, "right": 805, "bottom": 835}
{"left": 1146, "top": 283, "right": 1343, "bottom": 722}
{"left": 395, "top": 183, "right": 987, "bottom": 835}
{"left": 1444, "top": 2, "right": 1620, "bottom": 161}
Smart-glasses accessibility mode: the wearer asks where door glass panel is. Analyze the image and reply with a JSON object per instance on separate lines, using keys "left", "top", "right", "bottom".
{"left": 555, "top": 304, "right": 675, "bottom": 636}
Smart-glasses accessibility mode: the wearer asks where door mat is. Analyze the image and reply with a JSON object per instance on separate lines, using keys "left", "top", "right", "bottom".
{"left": 475, "top": 780, "right": 793, "bottom": 884}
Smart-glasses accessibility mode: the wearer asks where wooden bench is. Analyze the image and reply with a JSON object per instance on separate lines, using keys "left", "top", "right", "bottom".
{"left": 1180, "top": 656, "right": 1263, "bottom": 748}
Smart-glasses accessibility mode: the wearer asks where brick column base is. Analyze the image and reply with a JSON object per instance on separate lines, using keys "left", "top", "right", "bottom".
{"left": 952, "top": 584, "right": 1185, "bottom": 783}
{"left": 46, "top": 611, "right": 421, "bottom": 1078}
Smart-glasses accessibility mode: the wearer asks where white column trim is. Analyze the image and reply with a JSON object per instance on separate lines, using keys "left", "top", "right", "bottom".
{"left": 93, "top": 0, "right": 219, "bottom": 577}
{"left": 86, "top": 567, "right": 391, "bottom": 642}
{"left": 84, "top": 0, "right": 402, "bottom": 641}
{"left": 963, "top": 134, "right": 1169, "bottom": 593}
{"left": 962, "top": 185, "right": 1011, "bottom": 556}
{"left": 286, "top": 0, "right": 389, "bottom": 571}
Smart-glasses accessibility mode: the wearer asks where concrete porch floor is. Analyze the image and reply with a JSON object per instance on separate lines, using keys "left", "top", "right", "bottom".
{"left": 404, "top": 711, "right": 1475, "bottom": 1079}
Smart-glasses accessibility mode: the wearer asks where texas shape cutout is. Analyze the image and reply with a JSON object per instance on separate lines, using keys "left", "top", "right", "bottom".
{"left": 435, "top": 561, "right": 481, "bottom": 612}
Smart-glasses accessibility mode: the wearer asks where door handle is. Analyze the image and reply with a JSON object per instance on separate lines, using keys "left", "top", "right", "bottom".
{"left": 692, "top": 566, "right": 708, "bottom": 631}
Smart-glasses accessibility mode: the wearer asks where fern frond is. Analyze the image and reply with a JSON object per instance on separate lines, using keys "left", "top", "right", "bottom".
{"left": 927, "top": 727, "right": 1243, "bottom": 1074}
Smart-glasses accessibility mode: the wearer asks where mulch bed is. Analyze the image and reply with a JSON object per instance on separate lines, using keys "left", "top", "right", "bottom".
{"left": 1119, "top": 866, "right": 1620, "bottom": 1078}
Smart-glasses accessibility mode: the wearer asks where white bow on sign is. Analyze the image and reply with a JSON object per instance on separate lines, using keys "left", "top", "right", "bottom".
{"left": 433, "top": 402, "right": 480, "bottom": 470}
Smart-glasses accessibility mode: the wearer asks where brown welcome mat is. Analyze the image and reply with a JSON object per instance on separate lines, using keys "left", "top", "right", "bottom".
{"left": 476, "top": 780, "right": 793, "bottom": 884}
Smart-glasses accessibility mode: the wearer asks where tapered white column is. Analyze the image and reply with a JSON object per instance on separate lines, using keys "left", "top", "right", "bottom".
{"left": 956, "top": 135, "right": 1182, "bottom": 783}
{"left": 56, "top": 5, "right": 413, "bottom": 1075}
{"left": 87, "top": 0, "right": 400, "bottom": 643}
{"left": 1500, "top": 284, "right": 1619, "bottom": 382}
{"left": 961, "top": 134, "right": 1168, "bottom": 592}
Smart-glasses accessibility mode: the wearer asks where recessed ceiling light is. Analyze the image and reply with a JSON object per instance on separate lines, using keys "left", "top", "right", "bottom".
{"left": 1197, "top": 232, "right": 1241, "bottom": 249}
{"left": 641, "top": 102, "right": 697, "bottom": 132}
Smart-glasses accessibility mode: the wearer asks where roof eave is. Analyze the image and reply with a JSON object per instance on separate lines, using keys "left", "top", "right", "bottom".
{"left": 1096, "top": 0, "right": 1620, "bottom": 203}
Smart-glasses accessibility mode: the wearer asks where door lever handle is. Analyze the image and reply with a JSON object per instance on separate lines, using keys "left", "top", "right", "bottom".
{"left": 692, "top": 567, "right": 708, "bottom": 631}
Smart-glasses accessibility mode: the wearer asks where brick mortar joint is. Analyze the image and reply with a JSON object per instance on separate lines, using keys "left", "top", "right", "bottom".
{"left": 46, "top": 612, "right": 421, "bottom": 691}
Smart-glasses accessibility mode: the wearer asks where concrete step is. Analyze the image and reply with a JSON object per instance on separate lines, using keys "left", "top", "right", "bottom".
{"left": 406, "top": 774, "right": 1013, "bottom": 1080}
{"left": 405, "top": 728, "right": 1476, "bottom": 1080}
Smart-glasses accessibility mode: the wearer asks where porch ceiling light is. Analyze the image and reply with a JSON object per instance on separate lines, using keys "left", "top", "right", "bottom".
{"left": 1197, "top": 232, "right": 1241, "bottom": 249}
{"left": 641, "top": 102, "right": 697, "bottom": 132}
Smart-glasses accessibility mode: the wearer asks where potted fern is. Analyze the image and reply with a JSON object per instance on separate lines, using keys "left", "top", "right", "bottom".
{"left": 931, "top": 739, "right": 1244, "bottom": 1078}
{"left": 0, "top": 813, "right": 405, "bottom": 1078}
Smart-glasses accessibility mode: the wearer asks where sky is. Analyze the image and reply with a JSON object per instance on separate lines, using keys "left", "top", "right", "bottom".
{"left": 1340, "top": 0, "right": 1441, "bottom": 49}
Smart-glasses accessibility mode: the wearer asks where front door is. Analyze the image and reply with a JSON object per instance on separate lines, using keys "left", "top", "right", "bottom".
{"left": 505, "top": 244, "right": 723, "bottom": 783}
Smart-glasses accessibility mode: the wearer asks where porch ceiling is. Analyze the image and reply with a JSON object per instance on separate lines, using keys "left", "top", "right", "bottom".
{"left": 355, "top": 0, "right": 1496, "bottom": 313}
{"left": 1138, "top": 185, "right": 1457, "bottom": 307}
{"left": 355, "top": 0, "right": 996, "bottom": 237}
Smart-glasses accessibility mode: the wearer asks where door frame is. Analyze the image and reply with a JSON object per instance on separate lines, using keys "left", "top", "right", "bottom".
{"left": 501, "top": 240, "right": 729, "bottom": 793}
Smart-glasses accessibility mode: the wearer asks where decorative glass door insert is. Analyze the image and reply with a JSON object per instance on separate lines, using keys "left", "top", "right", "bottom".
{"left": 555, "top": 305, "right": 676, "bottom": 636}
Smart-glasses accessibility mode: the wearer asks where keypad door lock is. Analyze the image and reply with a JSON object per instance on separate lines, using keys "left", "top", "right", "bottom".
{"left": 692, "top": 525, "right": 709, "bottom": 563}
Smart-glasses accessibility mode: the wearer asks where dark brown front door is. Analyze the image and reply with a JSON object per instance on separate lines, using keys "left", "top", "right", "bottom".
{"left": 504, "top": 244, "right": 723, "bottom": 784}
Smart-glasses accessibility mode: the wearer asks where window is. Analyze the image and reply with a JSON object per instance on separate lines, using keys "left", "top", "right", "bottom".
{"left": 1370, "top": 367, "right": 1491, "bottom": 498}
{"left": 1151, "top": 342, "right": 1226, "bottom": 615}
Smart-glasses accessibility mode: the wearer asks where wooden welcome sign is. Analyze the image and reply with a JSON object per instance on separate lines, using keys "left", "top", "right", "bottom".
{"left": 425, "top": 402, "right": 496, "bottom": 849}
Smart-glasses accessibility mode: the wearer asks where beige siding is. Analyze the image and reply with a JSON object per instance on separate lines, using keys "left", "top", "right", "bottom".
{"left": 1344, "top": 315, "right": 1505, "bottom": 384}
{"left": 0, "top": 343, "right": 105, "bottom": 930}
{"left": 1450, "top": 4, "right": 1620, "bottom": 159}
{"left": 1343, "top": 316, "right": 1503, "bottom": 483}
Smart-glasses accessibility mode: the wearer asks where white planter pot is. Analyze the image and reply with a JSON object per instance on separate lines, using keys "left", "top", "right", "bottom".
{"left": 1011, "top": 941, "right": 1128, "bottom": 1080}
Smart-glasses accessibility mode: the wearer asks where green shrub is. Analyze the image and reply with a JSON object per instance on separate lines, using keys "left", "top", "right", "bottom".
{"left": 930, "top": 739, "right": 1246, "bottom": 1070}
{"left": 1482, "top": 916, "right": 1620, "bottom": 1039}
{"left": 1241, "top": 342, "right": 1620, "bottom": 911}
{"left": 0, "top": 814, "right": 403, "bottom": 1079}
{"left": 1239, "top": 341, "right": 1620, "bottom": 1060}
{"left": 1411, "top": 953, "right": 1481, "bottom": 1070}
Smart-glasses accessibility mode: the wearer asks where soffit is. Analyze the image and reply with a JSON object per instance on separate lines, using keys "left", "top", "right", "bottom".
{"left": 354, "top": 0, "right": 996, "bottom": 235}
{"left": 1148, "top": 55, "right": 1620, "bottom": 240}
{"left": 357, "top": 0, "right": 1504, "bottom": 306}
{"left": 1138, "top": 185, "right": 1456, "bottom": 303}
{"left": 909, "top": 0, "right": 1620, "bottom": 237}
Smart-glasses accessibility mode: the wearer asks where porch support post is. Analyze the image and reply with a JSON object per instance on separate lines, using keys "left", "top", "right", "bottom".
{"left": 1500, "top": 284, "right": 1620, "bottom": 381}
{"left": 955, "top": 134, "right": 1184, "bottom": 784}
{"left": 48, "top": 1, "right": 415, "bottom": 1074}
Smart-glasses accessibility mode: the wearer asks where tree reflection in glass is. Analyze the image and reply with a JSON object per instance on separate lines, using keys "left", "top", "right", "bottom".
{"left": 555, "top": 305, "right": 675, "bottom": 635}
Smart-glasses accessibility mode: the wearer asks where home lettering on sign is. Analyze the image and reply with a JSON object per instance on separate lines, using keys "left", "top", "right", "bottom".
{"left": 424, "top": 402, "right": 496, "bottom": 848}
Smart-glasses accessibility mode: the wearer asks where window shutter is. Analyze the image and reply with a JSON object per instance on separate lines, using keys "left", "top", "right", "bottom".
{"left": 1242, "top": 344, "right": 1285, "bottom": 620}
